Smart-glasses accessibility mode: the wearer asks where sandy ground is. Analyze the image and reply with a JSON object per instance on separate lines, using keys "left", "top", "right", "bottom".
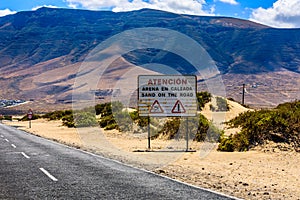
{"left": 3, "top": 101, "right": 300, "bottom": 200}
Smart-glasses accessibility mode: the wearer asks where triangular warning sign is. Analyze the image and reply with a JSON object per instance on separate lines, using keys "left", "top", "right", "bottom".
{"left": 150, "top": 100, "right": 164, "bottom": 113}
{"left": 172, "top": 100, "right": 186, "bottom": 113}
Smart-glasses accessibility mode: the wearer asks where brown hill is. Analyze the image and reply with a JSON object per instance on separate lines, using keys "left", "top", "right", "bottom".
{"left": 0, "top": 8, "right": 299, "bottom": 113}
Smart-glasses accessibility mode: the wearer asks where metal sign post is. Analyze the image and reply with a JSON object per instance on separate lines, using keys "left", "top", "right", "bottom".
{"left": 148, "top": 115, "right": 150, "bottom": 149}
{"left": 186, "top": 117, "right": 189, "bottom": 152}
{"left": 27, "top": 109, "right": 33, "bottom": 128}
{"left": 242, "top": 84, "right": 245, "bottom": 105}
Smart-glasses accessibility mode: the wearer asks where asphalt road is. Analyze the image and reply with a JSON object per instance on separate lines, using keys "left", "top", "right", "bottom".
{"left": 0, "top": 123, "right": 238, "bottom": 199}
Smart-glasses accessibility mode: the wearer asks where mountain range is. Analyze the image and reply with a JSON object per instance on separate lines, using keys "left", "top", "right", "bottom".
{"left": 0, "top": 7, "right": 299, "bottom": 113}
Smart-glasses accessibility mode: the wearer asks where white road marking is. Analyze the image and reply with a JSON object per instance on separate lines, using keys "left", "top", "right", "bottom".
{"left": 4, "top": 139, "right": 9, "bottom": 142}
{"left": 21, "top": 152, "right": 30, "bottom": 159}
{"left": 39, "top": 168, "right": 58, "bottom": 182}
{"left": 11, "top": 144, "right": 16, "bottom": 148}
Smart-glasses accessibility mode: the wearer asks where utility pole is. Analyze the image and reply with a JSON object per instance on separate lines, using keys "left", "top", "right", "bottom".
{"left": 242, "top": 84, "right": 245, "bottom": 105}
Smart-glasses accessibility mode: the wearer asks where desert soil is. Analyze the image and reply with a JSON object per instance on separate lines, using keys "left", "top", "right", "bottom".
{"left": 3, "top": 100, "right": 300, "bottom": 200}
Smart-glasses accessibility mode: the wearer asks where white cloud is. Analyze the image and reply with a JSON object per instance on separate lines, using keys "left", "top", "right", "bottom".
{"left": 32, "top": 5, "right": 59, "bottom": 11}
{"left": 210, "top": 4, "right": 216, "bottom": 14}
{"left": 250, "top": 0, "right": 300, "bottom": 28}
{"left": 0, "top": 9, "right": 17, "bottom": 17}
{"left": 65, "top": 0, "right": 214, "bottom": 16}
{"left": 219, "top": 0, "right": 238, "bottom": 5}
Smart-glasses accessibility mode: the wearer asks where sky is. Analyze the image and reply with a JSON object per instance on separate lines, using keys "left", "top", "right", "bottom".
{"left": 0, "top": 0, "right": 300, "bottom": 28}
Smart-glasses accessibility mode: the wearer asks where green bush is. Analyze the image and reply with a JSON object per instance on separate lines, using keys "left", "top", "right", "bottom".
{"left": 3, "top": 115, "right": 13, "bottom": 121}
{"left": 99, "top": 114, "right": 116, "bottom": 128}
{"left": 218, "top": 132, "right": 250, "bottom": 152}
{"left": 156, "top": 114, "right": 222, "bottom": 142}
{"left": 104, "top": 123, "right": 118, "bottom": 130}
{"left": 114, "top": 111, "right": 132, "bottom": 132}
{"left": 61, "top": 111, "right": 97, "bottom": 128}
{"left": 219, "top": 100, "right": 300, "bottom": 152}
{"left": 62, "top": 115, "right": 75, "bottom": 128}
{"left": 216, "top": 97, "right": 230, "bottom": 111}
{"left": 74, "top": 112, "right": 97, "bottom": 127}
{"left": 218, "top": 134, "right": 235, "bottom": 152}
{"left": 194, "top": 114, "right": 210, "bottom": 141}
{"left": 210, "top": 97, "right": 229, "bottom": 112}
{"left": 129, "top": 111, "right": 148, "bottom": 127}
{"left": 97, "top": 102, "right": 150, "bottom": 132}
{"left": 20, "top": 114, "right": 40, "bottom": 121}
{"left": 157, "top": 117, "right": 181, "bottom": 139}
{"left": 96, "top": 102, "right": 120, "bottom": 130}
{"left": 95, "top": 102, "right": 113, "bottom": 116}
{"left": 43, "top": 110, "right": 72, "bottom": 120}
{"left": 197, "top": 91, "right": 211, "bottom": 110}
{"left": 233, "top": 131, "right": 250, "bottom": 151}
{"left": 42, "top": 110, "right": 74, "bottom": 127}
{"left": 195, "top": 114, "right": 223, "bottom": 142}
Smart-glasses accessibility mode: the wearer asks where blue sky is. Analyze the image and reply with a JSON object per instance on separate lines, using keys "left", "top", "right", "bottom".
{"left": 1, "top": 0, "right": 300, "bottom": 28}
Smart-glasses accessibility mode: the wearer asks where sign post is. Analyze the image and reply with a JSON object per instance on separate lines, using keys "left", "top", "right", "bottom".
{"left": 147, "top": 114, "right": 150, "bottom": 149}
{"left": 186, "top": 117, "right": 189, "bottom": 152}
{"left": 138, "top": 75, "right": 197, "bottom": 151}
{"left": 27, "top": 109, "right": 33, "bottom": 128}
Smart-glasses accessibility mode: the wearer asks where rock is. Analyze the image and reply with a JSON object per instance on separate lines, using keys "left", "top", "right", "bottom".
{"left": 156, "top": 169, "right": 166, "bottom": 174}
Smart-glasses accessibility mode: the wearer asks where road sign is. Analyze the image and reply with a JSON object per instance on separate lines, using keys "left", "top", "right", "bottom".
{"left": 138, "top": 75, "right": 197, "bottom": 117}
{"left": 27, "top": 109, "right": 33, "bottom": 120}
{"left": 171, "top": 100, "right": 186, "bottom": 113}
{"left": 150, "top": 100, "right": 164, "bottom": 114}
